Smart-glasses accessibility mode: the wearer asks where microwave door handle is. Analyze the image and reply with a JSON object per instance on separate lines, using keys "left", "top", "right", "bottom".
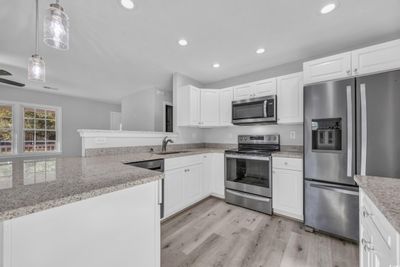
{"left": 263, "top": 100, "right": 267, "bottom": 117}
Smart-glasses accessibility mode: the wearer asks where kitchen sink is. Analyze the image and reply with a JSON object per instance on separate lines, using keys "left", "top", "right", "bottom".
{"left": 154, "top": 150, "right": 189, "bottom": 155}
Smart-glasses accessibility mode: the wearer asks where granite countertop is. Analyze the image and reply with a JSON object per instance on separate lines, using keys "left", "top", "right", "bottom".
{"left": 0, "top": 148, "right": 226, "bottom": 221}
{"left": 355, "top": 175, "right": 400, "bottom": 233}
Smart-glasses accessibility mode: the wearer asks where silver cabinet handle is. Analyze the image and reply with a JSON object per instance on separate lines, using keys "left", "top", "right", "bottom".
{"left": 361, "top": 238, "right": 374, "bottom": 252}
{"left": 346, "top": 70, "right": 351, "bottom": 75}
{"left": 346, "top": 85, "right": 353, "bottom": 178}
{"left": 362, "top": 209, "right": 373, "bottom": 218}
{"left": 354, "top": 68, "right": 358, "bottom": 74}
{"left": 360, "top": 83, "right": 367, "bottom": 176}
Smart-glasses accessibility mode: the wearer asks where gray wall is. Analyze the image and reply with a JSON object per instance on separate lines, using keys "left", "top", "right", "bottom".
{"left": 0, "top": 86, "right": 121, "bottom": 156}
{"left": 121, "top": 88, "right": 172, "bottom": 132}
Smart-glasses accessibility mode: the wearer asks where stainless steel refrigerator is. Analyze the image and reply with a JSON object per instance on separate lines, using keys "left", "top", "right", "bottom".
{"left": 304, "top": 70, "right": 400, "bottom": 241}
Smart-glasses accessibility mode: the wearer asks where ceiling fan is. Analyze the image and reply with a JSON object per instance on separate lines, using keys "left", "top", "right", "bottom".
{"left": 0, "top": 69, "right": 25, "bottom": 87}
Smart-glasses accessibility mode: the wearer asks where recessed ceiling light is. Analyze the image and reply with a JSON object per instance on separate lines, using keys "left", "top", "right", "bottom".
{"left": 256, "top": 48, "right": 265, "bottom": 54}
{"left": 212, "top": 63, "right": 220, "bottom": 68}
{"left": 120, "top": 0, "right": 134, "bottom": 9}
{"left": 320, "top": 3, "right": 337, "bottom": 14}
{"left": 178, "top": 39, "right": 188, "bottom": 46}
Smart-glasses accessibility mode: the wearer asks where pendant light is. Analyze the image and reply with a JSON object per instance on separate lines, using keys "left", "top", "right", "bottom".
{"left": 28, "top": 0, "right": 45, "bottom": 82}
{"left": 43, "top": 0, "right": 69, "bottom": 50}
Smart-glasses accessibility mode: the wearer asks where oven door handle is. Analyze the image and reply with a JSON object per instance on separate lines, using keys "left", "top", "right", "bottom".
{"left": 226, "top": 189, "right": 271, "bottom": 202}
{"left": 225, "top": 154, "right": 271, "bottom": 161}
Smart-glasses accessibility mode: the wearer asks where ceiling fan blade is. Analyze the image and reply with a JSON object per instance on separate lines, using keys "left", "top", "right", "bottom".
{"left": 0, "top": 69, "right": 12, "bottom": 76}
{"left": 0, "top": 78, "right": 25, "bottom": 87}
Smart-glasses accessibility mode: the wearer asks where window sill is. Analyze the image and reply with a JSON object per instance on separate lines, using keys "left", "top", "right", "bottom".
{"left": 0, "top": 151, "right": 62, "bottom": 159}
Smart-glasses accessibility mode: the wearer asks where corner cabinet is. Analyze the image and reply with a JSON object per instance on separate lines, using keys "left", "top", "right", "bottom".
{"left": 304, "top": 39, "right": 400, "bottom": 85}
{"left": 177, "top": 85, "right": 201, "bottom": 127}
{"left": 219, "top": 88, "right": 233, "bottom": 126}
{"left": 272, "top": 157, "right": 303, "bottom": 221}
{"left": 359, "top": 188, "right": 399, "bottom": 267}
{"left": 277, "top": 72, "right": 303, "bottom": 124}
{"left": 200, "top": 89, "right": 220, "bottom": 127}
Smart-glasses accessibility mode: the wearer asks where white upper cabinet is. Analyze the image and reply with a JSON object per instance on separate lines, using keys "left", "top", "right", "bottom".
{"left": 233, "top": 84, "right": 252, "bottom": 100}
{"left": 303, "top": 52, "right": 352, "bottom": 85}
{"left": 253, "top": 78, "right": 277, "bottom": 97}
{"left": 277, "top": 72, "right": 303, "bottom": 124}
{"left": 233, "top": 78, "right": 277, "bottom": 100}
{"left": 304, "top": 39, "right": 400, "bottom": 85}
{"left": 200, "top": 89, "right": 220, "bottom": 127}
{"left": 219, "top": 88, "right": 233, "bottom": 126}
{"left": 352, "top": 39, "right": 400, "bottom": 76}
{"left": 177, "top": 85, "right": 201, "bottom": 127}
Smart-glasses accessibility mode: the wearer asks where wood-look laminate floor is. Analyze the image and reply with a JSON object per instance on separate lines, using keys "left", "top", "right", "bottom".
{"left": 161, "top": 197, "right": 359, "bottom": 267}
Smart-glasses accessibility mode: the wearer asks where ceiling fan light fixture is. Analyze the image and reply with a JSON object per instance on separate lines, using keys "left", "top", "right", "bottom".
{"left": 44, "top": 1, "right": 69, "bottom": 50}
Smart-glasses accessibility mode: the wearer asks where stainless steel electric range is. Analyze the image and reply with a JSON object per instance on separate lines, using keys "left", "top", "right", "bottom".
{"left": 224, "top": 135, "right": 280, "bottom": 214}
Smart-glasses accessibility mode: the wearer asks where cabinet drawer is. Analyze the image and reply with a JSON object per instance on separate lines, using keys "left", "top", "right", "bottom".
{"left": 165, "top": 155, "right": 203, "bottom": 171}
{"left": 273, "top": 157, "right": 302, "bottom": 171}
{"left": 360, "top": 190, "right": 398, "bottom": 257}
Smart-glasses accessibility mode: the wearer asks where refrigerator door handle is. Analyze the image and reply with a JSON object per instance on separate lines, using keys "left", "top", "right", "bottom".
{"left": 346, "top": 85, "right": 353, "bottom": 177}
{"left": 310, "top": 183, "right": 359, "bottom": 196}
{"left": 360, "top": 83, "right": 367, "bottom": 176}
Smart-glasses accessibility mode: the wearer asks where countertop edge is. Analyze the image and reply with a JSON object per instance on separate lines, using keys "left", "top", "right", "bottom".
{"left": 355, "top": 175, "right": 400, "bottom": 233}
{"left": 0, "top": 173, "right": 163, "bottom": 221}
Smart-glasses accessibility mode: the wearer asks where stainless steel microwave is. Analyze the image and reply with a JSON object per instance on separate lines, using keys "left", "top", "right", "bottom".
{"left": 232, "top": 95, "right": 277, "bottom": 125}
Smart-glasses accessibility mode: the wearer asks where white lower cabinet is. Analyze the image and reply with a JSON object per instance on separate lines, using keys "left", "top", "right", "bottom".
{"left": 0, "top": 182, "right": 161, "bottom": 267}
{"left": 272, "top": 157, "right": 303, "bottom": 221}
{"left": 359, "top": 188, "right": 399, "bottom": 267}
{"left": 164, "top": 153, "right": 224, "bottom": 219}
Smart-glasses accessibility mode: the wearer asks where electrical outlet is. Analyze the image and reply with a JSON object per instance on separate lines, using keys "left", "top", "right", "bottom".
{"left": 289, "top": 131, "right": 296, "bottom": 140}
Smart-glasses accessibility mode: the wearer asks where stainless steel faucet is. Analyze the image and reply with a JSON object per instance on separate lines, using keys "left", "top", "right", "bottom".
{"left": 161, "top": 136, "right": 174, "bottom": 152}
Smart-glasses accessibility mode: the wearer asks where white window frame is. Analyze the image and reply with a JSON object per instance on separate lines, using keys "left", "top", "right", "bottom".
{"left": 0, "top": 100, "right": 62, "bottom": 158}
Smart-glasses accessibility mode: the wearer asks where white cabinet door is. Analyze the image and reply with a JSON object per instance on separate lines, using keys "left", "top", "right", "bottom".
{"left": 360, "top": 223, "right": 373, "bottom": 267}
{"left": 253, "top": 78, "right": 277, "bottom": 97}
{"left": 177, "top": 85, "right": 201, "bottom": 127}
{"left": 272, "top": 168, "right": 303, "bottom": 220}
{"left": 202, "top": 154, "right": 213, "bottom": 198}
{"left": 219, "top": 88, "right": 233, "bottom": 126}
{"left": 233, "top": 84, "right": 252, "bottom": 100}
{"left": 190, "top": 86, "right": 201, "bottom": 126}
{"left": 164, "top": 168, "right": 184, "bottom": 217}
{"left": 352, "top": 39, "right": 400, "bottom": 76}
{"left": 277, "top": 72, "right": 303, "bottom": 124}
{"left": 200, "top": 89, "right": 220, "bottom": 127}
{"left": 303, "top": 52, "right": 352, "bottom": 84}
{"left": 182, "top": 163, "right": 203, "bottom": 206}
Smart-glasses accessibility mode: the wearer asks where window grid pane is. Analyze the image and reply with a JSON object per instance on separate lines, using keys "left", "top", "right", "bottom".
{"left": 0, "top": 105, "right": 13, "bottom": 154}
{"left": 23, "top": 107, "right": 58, "bottom": 153}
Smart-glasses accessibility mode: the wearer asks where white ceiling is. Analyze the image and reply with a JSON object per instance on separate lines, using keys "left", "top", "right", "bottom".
{"left": 0, "top": 0, "right": 399, "bottom": 103}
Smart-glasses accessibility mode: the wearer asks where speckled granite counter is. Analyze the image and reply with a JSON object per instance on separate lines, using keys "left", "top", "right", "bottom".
{"left": 355, "top": 175, "right": 400, "bottom": 233}
{"left": 0, "top": 148, "right": 226, "bottom": 221}
{"left": 272, "top": 145, "right": 303, "bottom": 159}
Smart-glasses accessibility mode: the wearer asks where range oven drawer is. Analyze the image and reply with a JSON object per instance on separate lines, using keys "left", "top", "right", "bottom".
{"left": 225, "top": 189, "right": 272, "bottom": 215}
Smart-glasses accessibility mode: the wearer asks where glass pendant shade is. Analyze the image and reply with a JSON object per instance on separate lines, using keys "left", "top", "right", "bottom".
{"left": 28, "top": 55, "right": 45, "bottom": 82}
{"left": 44, "top": 3, "right": 69, "bottom": 50}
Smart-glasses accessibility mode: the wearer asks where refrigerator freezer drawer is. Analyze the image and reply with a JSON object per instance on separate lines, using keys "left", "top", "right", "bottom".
{"left": 305, "top": 180, "right": 359, "bottom": 241}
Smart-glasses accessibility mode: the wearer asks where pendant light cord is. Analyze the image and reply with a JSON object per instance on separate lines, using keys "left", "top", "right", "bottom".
{"left": 35, "top": 0, "right": 39, "bottom": 55}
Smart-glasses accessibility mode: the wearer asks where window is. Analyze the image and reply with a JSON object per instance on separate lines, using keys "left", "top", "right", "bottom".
{"left": 23, "top": 107, "right": 57, "bottom": 153}
{"left": 0, "top": 101, "right": 61, "bottom": 156}
{"left": 0, "top": 104, "right": 13, "bottom": 154}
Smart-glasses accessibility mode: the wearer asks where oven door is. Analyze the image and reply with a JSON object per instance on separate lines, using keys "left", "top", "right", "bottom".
{"left": 225, "top": 153, "right": 272, "bottom": 197}
{"left": 232, "top": 96, "right": 276, "bottom": 124}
